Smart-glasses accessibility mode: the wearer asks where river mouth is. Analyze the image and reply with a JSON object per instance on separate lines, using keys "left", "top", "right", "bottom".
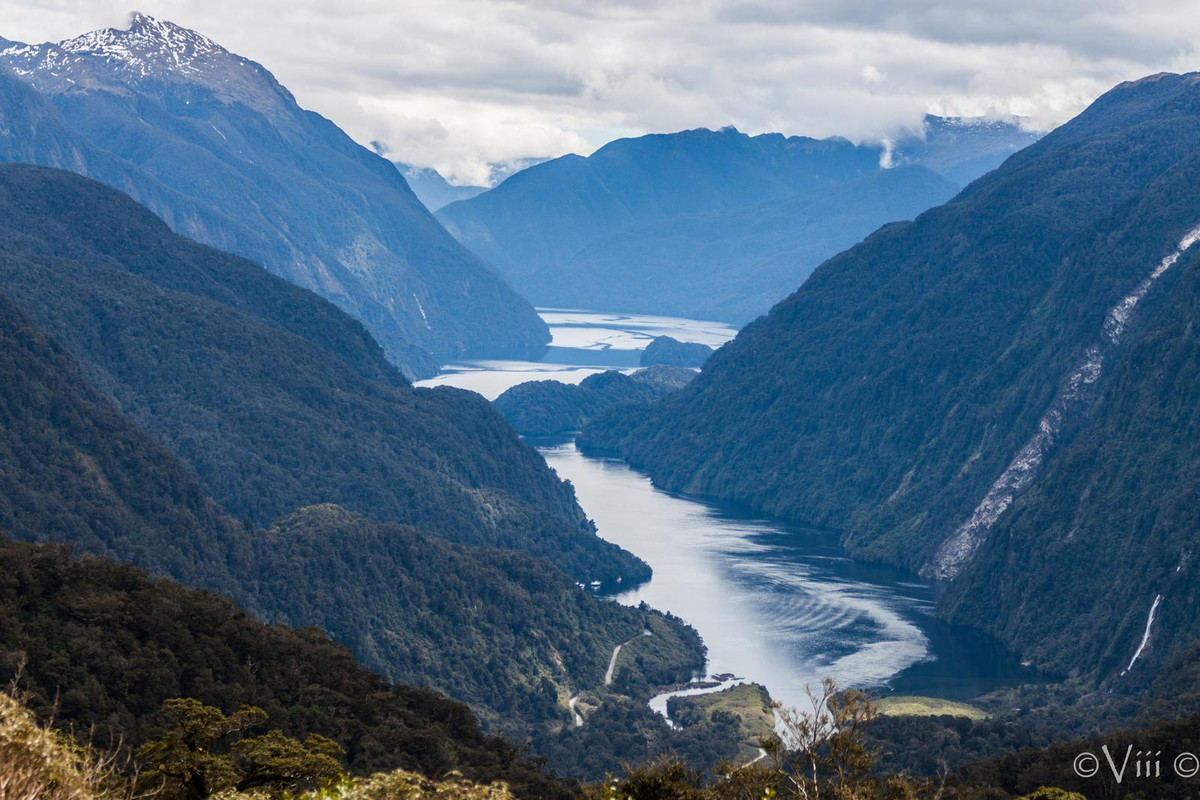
{"left": 419, "top": 309, "right": 1033, "bottom": 713}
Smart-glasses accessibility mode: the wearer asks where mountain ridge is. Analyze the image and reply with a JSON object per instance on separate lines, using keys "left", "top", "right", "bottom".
{"left": 0, "top": 171, "right": 705, "bottom": 746}
{"left": 0, "top": 14, "right": 550, "bottom": 378}
{"left": 437, "top": 120, "right": 1038, "bottom": 322}
{"left": 0, "top": 163, "right": 641, "bottom": 585}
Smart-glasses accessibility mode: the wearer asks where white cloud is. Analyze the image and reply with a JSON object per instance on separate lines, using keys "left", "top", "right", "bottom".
{"left": 1, "top": 0, "right": 1197, "bottom": 185}
{"left": 860, "top": 65, "right": 886, "bottom": 86}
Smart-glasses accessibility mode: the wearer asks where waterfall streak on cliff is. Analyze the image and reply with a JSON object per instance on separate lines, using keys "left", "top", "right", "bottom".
{"left": 928, "top": 225, "right": 1200, "bottom": 579}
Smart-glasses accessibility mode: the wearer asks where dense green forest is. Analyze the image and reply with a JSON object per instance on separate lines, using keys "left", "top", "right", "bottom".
{"left": 531, "top": 696, "right": 746, "bottom": 782}
{"left": 494, "top": 367, "right": 695, "bottom": 436}
{"left": 0, "top": 163, "right": 643, "bottom": 587}
{"left": 252, "top": 504, "right": 703, "bottom": 734}
{"left": 0, "top": 200, "right": 705, "bottom": 756}
{"left": 583, "top": 72, "right": 1200, "bottom": 685}
{"left": 639, "top": 337, "right": 714, "bottom": 368}
{"left": 0, "top": 531, "right": 726, "bottom": 789}
{"left": 944, "top": 711, "right": 1200, "bottom": 799}
{"left": 0, "top": 537, "right": 574, "bottom": 798}
{"left": 0, "top": 291, "right": 252, "bottom": 598}
{"left": 8, "top": 600, "right": 1200, "bottom": 800}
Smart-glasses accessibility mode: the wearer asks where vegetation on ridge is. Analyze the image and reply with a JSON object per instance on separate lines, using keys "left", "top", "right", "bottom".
{"left": 494, "top": 367, "right": 696, "bottom": 436}
{"left": 0, "top": 688, "right": 524, "bottom": 800}
{"left": 0, "top": 163, "right": 645, "bottom": 585}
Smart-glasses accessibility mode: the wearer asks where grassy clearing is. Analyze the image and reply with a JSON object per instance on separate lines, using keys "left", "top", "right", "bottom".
{"left": 689, "top": 683, "right": 777, "bottom": 740}
{"left": 875, "top": 695, "right": 988, "bottom": 720}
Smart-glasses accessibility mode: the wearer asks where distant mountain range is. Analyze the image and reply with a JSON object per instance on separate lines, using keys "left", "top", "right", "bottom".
{"left": 582, "top": 72, "right": 1200, "bottom": 687}
{"left": 383, "top": 154, "right": 550, "bottom": 211}
{"left": 395, "top": 163, "right": 487, "bottom": 210}
{"left": 437, "top": 119, "right": 1042, "bottom": 322}
{"left": 0, "top": 14, "right": 550, "bottom": 378}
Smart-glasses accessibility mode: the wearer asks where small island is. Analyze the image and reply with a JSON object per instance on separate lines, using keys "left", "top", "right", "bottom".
{"left": 640, "top": 335, "right": 716, "bottom": 367}
{"left": 494, "top": 365, "right": 697, "bottom": 436}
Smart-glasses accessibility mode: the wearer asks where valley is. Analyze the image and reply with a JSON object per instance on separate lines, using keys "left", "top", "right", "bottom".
{"left": 0, "top": 9, "right": 1197, "bottom": 798}
{"left": 425, "top": 311, "right": 1030, "bottom": 719}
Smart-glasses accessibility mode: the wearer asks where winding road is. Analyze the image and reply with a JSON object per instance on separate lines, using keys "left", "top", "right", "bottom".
{"left": 568, "top": 694, "right": 583, "bottom": 727}
{"left": 605, "top": 629, "right": 653, "bottom": 686}
{"left": 570, "top": 628, "right": 654, "bottom": 727}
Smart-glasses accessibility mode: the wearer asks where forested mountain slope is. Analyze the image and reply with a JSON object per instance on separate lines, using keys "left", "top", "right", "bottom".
{"left": 583, "top": 72, "right": 1200, "bottom": 683}
{"left": 943, "top": 213, "right": 1200, "bottom": 681}
{"left": 253, "top": 504, "right": 700, "bottom": 732}
{"left": 438, "top": 121, "right": 1036, "bottom": 321}
{"left": 0, "top": 292, "right": 250, "bottom": 596}
{"left": 0, "top": 163, "right": 641, "bottom": 585}
{"left": 0, "top": 263, "right": 701, "bottom": 738}
{"left": 0, "top": 14, "right": 549, "bottom": 377}
{"left": 0, "top": 537, "right": 576, "bottom": 800}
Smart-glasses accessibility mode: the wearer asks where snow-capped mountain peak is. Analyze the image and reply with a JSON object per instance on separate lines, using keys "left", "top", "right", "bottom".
{"left": 54, "top": 12, "right": 229, "bottom": 77}
{"left": 0, "top": 13, "right": 290, "bottom": 112}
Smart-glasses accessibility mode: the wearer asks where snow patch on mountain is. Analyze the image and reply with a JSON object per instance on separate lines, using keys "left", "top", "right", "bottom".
{"left": 57, "top": 12, "right": 227, "bottom": 77}
{"left": 0, "top": 13, "right": 289, "bottom": 113}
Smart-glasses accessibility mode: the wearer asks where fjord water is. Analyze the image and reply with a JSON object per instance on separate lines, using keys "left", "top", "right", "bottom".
{"left": 421, "top": 310, "right": 1028, "bottom": 711}
{"left": 417, "top": 309, "right": 736, "bottom": 399}
{"left": 541, "top": 443, "right": 1030, "bottom": 712}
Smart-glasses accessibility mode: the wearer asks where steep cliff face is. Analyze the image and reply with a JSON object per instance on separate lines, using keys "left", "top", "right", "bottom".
{"left": 0, "top": 14, "right": 549, "bottom": 378}
{"left": 583, "top": 72, "right": 1200, "bottom": 681}
{"left": 944, "top": 216, "right": 1200, "bottom": 682}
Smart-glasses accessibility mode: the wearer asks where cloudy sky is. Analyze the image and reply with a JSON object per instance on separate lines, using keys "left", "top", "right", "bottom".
{"left": 1, "top": 0, "right": 1197, "bottom": 185}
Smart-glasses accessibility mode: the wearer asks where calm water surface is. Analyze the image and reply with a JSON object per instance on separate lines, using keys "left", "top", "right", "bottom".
{"left": 541, "top": 443, "right": 1029, "bottom": 711}
{"left": 416, "top": 308, "right": 736, "bottom": 399}
{"left": 421, "top": 310, "right": 1029, "bottom": 710}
